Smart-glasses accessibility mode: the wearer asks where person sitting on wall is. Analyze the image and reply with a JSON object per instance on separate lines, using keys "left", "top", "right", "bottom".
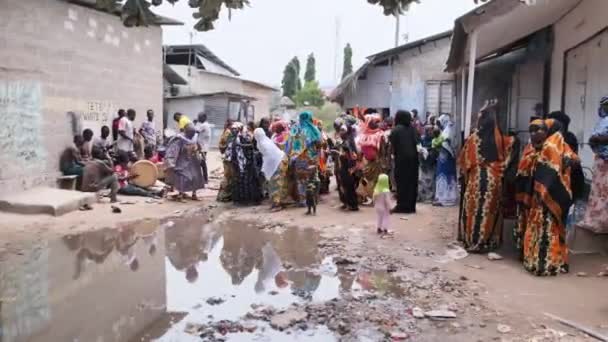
{"left": 60, "top": 135, "right": 86, "bottom": 177}
{"left": 81, "top": 146, "right": 119, "bottom": 203}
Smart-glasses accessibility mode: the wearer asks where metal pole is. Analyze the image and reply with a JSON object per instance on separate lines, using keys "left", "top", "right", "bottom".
{"left": 394, "top": 15, "right": 400, "bottom": 47}
{"left": 465, "top": 30, "right": 478, "bottom": 137}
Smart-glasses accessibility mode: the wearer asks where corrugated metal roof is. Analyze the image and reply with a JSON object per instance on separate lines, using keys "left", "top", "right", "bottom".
{"left": 165, "top": 44, "right": 240, "bottom": 77}
{"left": 163, "top": 65, "right": 188, "bottom": 85}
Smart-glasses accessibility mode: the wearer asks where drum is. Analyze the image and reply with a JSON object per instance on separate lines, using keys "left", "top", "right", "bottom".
{"left": 130, "top": 160, "right": 158, "bottom": 188}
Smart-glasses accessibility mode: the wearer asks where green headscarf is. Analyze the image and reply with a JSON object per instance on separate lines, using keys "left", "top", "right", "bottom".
{"left": 374, "top": 174, "right": 390, "bottom": 196}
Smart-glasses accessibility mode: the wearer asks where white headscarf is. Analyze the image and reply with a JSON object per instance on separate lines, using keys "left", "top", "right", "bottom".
{"left": 254, "top": 128, "right": 285, "bottom": 180}
{"left": 438, "top": 114, "right": 455, "bottom": 157}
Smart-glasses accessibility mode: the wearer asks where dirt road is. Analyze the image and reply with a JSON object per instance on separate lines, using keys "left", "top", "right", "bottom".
{"left": 0, "top": 156, "right": 606, "bottom": 341}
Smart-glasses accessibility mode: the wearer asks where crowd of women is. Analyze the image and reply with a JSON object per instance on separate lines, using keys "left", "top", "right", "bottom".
{"left": 213, "top": 97, "right": 608, "bottom": 278}
{"left": 215, "top": 108, "right": 458, "bottom": 214}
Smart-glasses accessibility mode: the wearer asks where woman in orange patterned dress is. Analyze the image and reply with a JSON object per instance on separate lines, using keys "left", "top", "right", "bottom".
{"left": 515, "top": 119, "right": 579, "bottom": 276}
{"left": 458, "top": 105, "right": 517, "bottom": 252}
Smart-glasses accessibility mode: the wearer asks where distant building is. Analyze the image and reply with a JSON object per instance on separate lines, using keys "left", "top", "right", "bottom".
{"left": 330, "top": 31, "right": 454, "bottom": 123}
{"left": 163, "top": 45, "right": 278, "bottom": 146}
{"left": 0, "top": 0, "right": 181, "bottom": 193}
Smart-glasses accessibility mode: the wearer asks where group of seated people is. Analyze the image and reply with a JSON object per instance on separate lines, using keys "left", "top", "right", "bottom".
{"left": 59, "top": 125, "right": 166, "bottom": 204}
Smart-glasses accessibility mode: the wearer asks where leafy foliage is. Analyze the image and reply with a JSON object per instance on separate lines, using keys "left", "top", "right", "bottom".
{"left": 342, "top": 43, "right": 353, "bottom": 80}
{"left": 304, "top": 53, "right": 316, "bottom": 83}
{"left": 291, "top": 57, "right": 302, "bottom": 91}
{"left": 92, "top": 0, "right": 488, "bottom": 32}
{"left": 281, "top": 58, "right": 300, "bottom": 100}
{"left": 294, "top": 80, "right": 325, "bottom": 108}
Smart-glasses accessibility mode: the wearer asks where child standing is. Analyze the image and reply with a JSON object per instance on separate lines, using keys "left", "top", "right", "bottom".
{"left": 374, "top": 174, "right": 391, "bottom": 234}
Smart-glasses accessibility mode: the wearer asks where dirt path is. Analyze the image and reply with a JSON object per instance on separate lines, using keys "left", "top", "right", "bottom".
{"left": 0, "top": 158, "right": 606, "bottom": 340}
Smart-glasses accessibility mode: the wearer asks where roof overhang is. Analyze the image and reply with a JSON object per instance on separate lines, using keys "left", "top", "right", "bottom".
{"left": 163, "top": 65, "right": 188, "bottom": 85}
{"left": 446, "top": 0, "right": 582, "bottom": 72}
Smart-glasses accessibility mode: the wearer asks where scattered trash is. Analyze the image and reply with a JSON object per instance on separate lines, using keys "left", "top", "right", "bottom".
{"left": 576, "top": 272, "right": 588, "bottom": 277}
{"left": 206, "top": 297, "right": 225, "bottom": 306}
{"left": 412, "top": 307, "right": 425, "bottom": 319}
{"left": 465, "top": 264, "right": 483, "bottom": 270}
{"left": 334, "top": 257, "right": 356, "bottom": 265}
{"left": 400, "top": 217, "right": 409, "bottom": 221}
{"left": 390, "top": 331, "right": 409, "bottom": 340}
{"left": 487, "top": 252, "right": 503, "bottom": 261}
{"left": 497, "top": 324, "right": 512, "bottom": 334}
{"left": 119, "top": 200, "right": 137, "bottom": 205}
{"left": 270, "top": 309, "right": 308, "bottom": 330}
{"left": 424, "top": 310, "right": 457, "bottom": 319}
{"left": 597, "top": 271, "right": 607, "bottom": 277}
{"left": 111, "top": 205, "right": 122, "bottom": 214}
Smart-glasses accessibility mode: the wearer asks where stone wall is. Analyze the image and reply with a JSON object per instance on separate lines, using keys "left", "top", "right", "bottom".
{"left": 0, "top": 0, "right": 163, "bottom": 193}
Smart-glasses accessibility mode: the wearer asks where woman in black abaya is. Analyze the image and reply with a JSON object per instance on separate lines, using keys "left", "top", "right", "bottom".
{"left": 389, "top": 110, "right": 419, "bottom": 214}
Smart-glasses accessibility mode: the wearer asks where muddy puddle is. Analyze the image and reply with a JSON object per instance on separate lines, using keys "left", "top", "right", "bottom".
{"left": 0, "top": 214, "right": 404, "bottom": 342}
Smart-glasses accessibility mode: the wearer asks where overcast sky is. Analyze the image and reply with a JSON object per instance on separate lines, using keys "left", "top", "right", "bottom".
{"left": 156, "top": 0, "right": 478, "bottom": 88}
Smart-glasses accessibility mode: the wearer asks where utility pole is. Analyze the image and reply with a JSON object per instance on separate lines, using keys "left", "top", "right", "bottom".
{"left": 394, "top": 14, "right": 400, "bottom": 47}
{"left": 333, "top": 16, "right": 341, "bottom": 84}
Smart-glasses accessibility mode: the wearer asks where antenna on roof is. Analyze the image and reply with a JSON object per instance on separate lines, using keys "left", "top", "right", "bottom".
{"left": 188, "top": 31, "right": 194, "bottom": 77}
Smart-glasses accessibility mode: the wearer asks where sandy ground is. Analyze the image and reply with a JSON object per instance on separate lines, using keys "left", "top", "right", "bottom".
{"left": 1, "top": 151, "right": 607, "bottom": 341}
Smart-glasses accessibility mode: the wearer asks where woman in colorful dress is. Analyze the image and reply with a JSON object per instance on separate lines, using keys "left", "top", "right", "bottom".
{"left": 433, "top": 114, "right": 458, "bottom": 207}
{"left": 217, "top": 120, "right": 236, "bottom": 202}
{"left": 314, "top": 119, "right": 332, "bottom": 195}
{"left": 270, "top": 120, "right": 290, "bottom": 151}
{"left": 418, "top": 124, "right": 436, "bottom": 203}
{"left": 458, "top": 104, "right": 517, "bottom": 252}
{"left": 579, "top": 97, "right": 608, "bottom": 233}
{"left": 358, "top": 114, "right": 387, "bottom": 204}
{"left": 287, "top": 111, "right": 322, "bottom": 206}
{"left": 254, "top": 128, "right": 290, "bottom": 210}
{"left": 515, "top": 119, "right": 579, "bottom": 276}
{"left": 165, "top": 124, "right": 206, "bottom": 201}
{"left": 226, "top": 124, "right": 263, "bottom": 205}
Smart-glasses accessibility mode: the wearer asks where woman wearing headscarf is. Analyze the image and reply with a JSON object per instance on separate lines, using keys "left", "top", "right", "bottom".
{"left": 217, "top": 119, "right": 235, "bottom": 202}
{"left": 314, "top": 119, "right": 331, "bottom": 195}
{"left": 254, "top": 128, "right": 290, "bottom": 210}
{"left": 358, "top": 114, "right": 388, "bottom": 203}
{"left": 433, "top": 114, "right": 458, "bottom": 207}
{"left": 458, "top": 102, "right": 517, "bottom": 252}
{"left": 287, "top": 111, "right": 322, "bottom": 206}
{"left": 579, "top": 96, "right": 608, "bottom": 233}
{"left": 389, "top": 110, "right": 419, "bottom": 214}
{"left": 165, "top": 123, "right": 206, "bottom": 201}
{"left": 270, "top": 120, "right": 290, "bottom": 150}
{"left": 515, "top": 119, "right": 579, "bottom": 276}
{"left": 226, "top": 123, "right": 263, "bottom": 205}
{"left": 418, "top": 123, "right": 436, "bottom": 203}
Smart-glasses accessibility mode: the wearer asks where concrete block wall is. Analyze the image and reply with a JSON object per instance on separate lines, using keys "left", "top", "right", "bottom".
{"left": 0, "top": 0, "right": 163, "bottom": 194}
{"left": 390, "top": 37, "right": 453, "bottom": 116}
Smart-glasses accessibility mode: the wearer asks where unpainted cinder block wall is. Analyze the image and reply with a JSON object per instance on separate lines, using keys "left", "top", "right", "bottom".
{"left": 0, "top": 0, "right": 163, "bottom": 194}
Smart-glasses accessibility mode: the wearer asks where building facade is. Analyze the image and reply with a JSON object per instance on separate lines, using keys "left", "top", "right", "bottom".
{"left": 331, "top": 31, "right": 454, "bottom": 122}
{"left": 0, "top": 0, "right": 178, "bottom": 193}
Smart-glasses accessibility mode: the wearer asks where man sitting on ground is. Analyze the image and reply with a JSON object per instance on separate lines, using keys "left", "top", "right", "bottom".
{"left": 114, "top": 152, "right": 164, "bottom": 198}
{"left": 81, "top": 146, "right": 119, "bottom": 203}
{"left": 60, "top": 135, "right": 86, "bottom": 177}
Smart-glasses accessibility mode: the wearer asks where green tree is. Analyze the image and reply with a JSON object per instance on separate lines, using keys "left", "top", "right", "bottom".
{"left": 342, "top": 43, "right": 353, "bottom": 80}
{"left": 304, "top": 53, "right": 316, "bottom": 83}
{"left": 291, "top": 57, "right": 302, "bottom": 91}
{"left": 295, "top": 80, "right": 325, "bottom": 108}
{"left": 281, "top": 60, "right": 298, "bottom": 99}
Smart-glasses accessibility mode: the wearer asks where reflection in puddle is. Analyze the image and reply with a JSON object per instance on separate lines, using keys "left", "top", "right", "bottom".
{"left": 0, "top": 215, "right": 403, "bottom": 342}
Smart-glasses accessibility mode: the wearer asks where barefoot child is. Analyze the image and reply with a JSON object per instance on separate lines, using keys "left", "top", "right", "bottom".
{"left": 374, "top": 174, "right": 391, "bottom": 234}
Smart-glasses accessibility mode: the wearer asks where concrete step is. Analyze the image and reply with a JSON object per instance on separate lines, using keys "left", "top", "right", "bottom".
{"left": 0, "top": 187, "right": 96, "bottom": 216}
